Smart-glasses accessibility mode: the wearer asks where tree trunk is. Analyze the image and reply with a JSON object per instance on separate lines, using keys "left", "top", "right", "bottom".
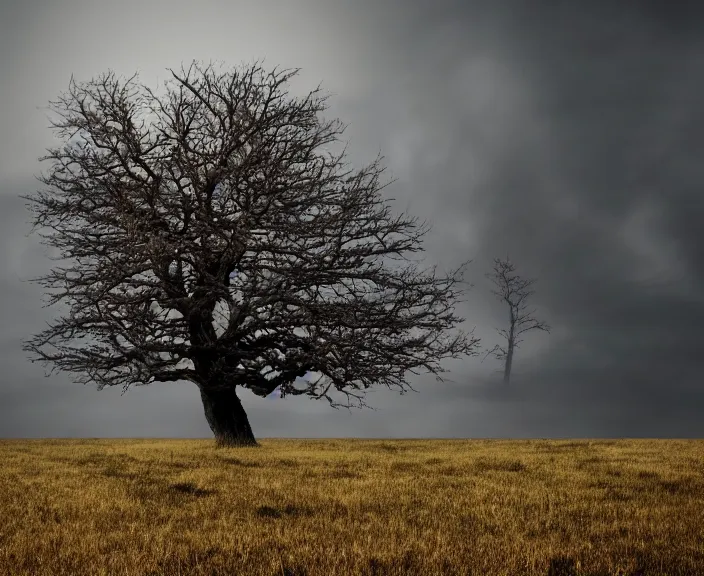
{"left": 503, "top": 344, "right": 513, "bottom": 385}
{"left": 504, "top": 316, "right": 515, "bottom": 385}
{"left": 199, "top": 385, "right": 259, "bottom": 447}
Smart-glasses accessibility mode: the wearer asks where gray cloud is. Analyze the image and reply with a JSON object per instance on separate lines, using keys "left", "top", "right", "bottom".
{"left": 1, "top": 0, "right": 703, "bottom": 439}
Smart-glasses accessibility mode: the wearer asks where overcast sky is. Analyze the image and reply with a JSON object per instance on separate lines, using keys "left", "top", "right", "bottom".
{"left": 1, "top": 0, "right": 703, "bottom": 440}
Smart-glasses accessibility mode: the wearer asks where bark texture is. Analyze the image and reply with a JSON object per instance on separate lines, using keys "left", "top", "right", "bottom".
{"left": 199, "top": 385, "right": 258, "bottom": 447}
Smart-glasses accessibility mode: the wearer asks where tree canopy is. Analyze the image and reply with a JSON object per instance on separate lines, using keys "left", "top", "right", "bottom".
{"left": 22, "top": 61, "right": 480, "bottom": 444}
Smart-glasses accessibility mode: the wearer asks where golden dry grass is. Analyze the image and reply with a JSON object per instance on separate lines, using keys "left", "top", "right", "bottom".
{"left": 0, "top": 438, "right": 702, "bottom": 575}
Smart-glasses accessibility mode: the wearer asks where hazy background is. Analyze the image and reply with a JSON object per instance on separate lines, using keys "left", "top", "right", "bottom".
{"left": 1, "top": 0, "right": 703, "bottom": 439}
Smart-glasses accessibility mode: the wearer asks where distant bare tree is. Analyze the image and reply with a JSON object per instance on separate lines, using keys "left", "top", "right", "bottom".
{"left": 483, "top": 256, "right": 550, "bottom": 384}
{"left": 22, "top": 60, "right": 480, "bottom": 447}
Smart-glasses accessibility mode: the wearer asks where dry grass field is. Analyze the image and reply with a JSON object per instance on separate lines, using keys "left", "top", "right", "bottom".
{"left": 0, "top": 438, "right": 702, "bottom": 576}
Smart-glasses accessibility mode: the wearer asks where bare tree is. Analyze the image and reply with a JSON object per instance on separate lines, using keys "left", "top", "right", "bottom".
{"left": 483, "top": 256, "right": 549, "bottom": 384}
{"left": 22, "top": 61, "right": 480, "bottom": 447}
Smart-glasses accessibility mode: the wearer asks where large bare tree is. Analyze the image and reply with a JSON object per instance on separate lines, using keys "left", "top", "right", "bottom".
{"left": 22, "top": 61, "right": 480, "bottom": 446}
{"left": 483, "top": 256, "right": 550, "bottom": 384}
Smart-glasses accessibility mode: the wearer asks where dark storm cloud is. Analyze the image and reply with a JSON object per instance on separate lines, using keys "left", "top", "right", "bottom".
{"left": 442, "top": 1, "right": 704, "bottom": 434}
{"left": 338, "top": 0, "right": 704, "bottom": 435}
{"left": 1, "top": 0, "right": 703, "bottom": 439}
